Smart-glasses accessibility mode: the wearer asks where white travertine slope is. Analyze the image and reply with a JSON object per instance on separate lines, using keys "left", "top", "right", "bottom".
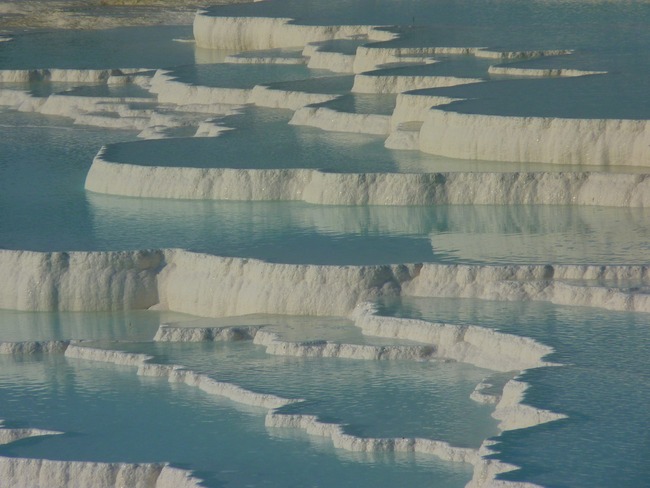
{"left": 0, "top": 420, "right": 62, "bottom": 446}
{"left": 290, "top": 106, "right": 391, "bottom": 134}
{"left": 429, "top": 214, "right": 650, "bottom": 266}
{"left": 0, "top": 457, "right": 202, "bottom": 488}
{"left": 2, "top": 249, "right": 647, "bottom": 314}
{"left": 149, "top": 69, "right": 338, "bottom": 110}
{"left": 0, "top": 250, "right": 161, "bottom": 311}
{"left": 86, "top": 152, "right": 650, "bottom": 207}
{"left": 249, "top": 84, "right": 338, "bottom": 110}
{"left": 253, "top": 329, "right": 435, "bottom": 360}
{"left": 0, "top": 83, "right": 242, "bottom": 138}
{"left": 154, "top": 324, "right": 260, "bottom": 342}
{"left": 0, "top": 83, "right": 204, "bottom": 137}
{"left": 0, "top": 68, "right": 142, "bottom": 83}
{"left": 390, "top": 92, "right": 462, "bottom": 128}
{"left": 265, "top": 412, "right": 479, "bottom": 464}
{"left": 138, "top": 362, "right": 297, "bottom": 409}
{"left": 488, "top": 66, "right": 607, "bottom": 77}
{"left": 492, "top": 379, "right": 567, "bottom": 431}
{"left": 156, "top": 250, "right": 417, "bottom": 317}
{"left": 306, "top": 47, "right": 356, "bottom": 73}
{"left": 149, "top": 69, "right": 251, "bottom": 106}
{"left": 352, "top": 46, "right": 571, "bottom": 73}
{"left": 66, "top": 344, "right": 297, "bottom": 410}
{"left": 65, "top": 344, "right": 486, "bottom": 470}
{"left": 470, "top": 380, "right": 503, "bottom": 405}
{"left": 65, "top": 344, "right": 153, "bottom": 366}
{"left": 352, "top": 73, "right": 482, "bottom": 94}
{"left": 419, "top": 108, "right": 650, "bottom": 167}
{"left": 193, "top": 12, "right": 393, "bottom": 51}
{"left": 225, "top": 53, "right": 306, "bottom": 65}
{"left": 352, "top": 46, "right": 478, "bottom": 74}
{"left": 0, "top": 341, "right": 70, "bottom": 354}
{"left": 38, "top": 94, "right": 154, "bottom": 126}
{"left": 0, "top": 87, "right": 46, "bottom": 111}
{"left": 404, "top": 263, "right": 650, "bottom": 313}
{"left": 350, "top": 303, "right": 554, "bottom": 372}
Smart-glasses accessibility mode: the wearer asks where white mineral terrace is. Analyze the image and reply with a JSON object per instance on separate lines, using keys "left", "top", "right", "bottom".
{"left": 11, "top": 336, "right": 561, "bottom": 487}
{"left": 0, "top": 340, "right": 70, "bottom": 354}
{"left": 351, "top": 45, "right": 573, "bottom": 74}
{"left": 0, "top": 457, "right": 202, "bottom": 488}
{"left": 192, "top": 13, "right": 395, "bottom": 51}
{"left": 1, "top": 249, "right": 648, "bottom": 315}
{"left": 0, "top": 416, "right": 201, "bottom": 487}
{"left": 0, "top": 240, "right": 564, "bottom": 485}
{"left": 419, "top": 109, "right": 650, "bottom": 167}
{"left": 1, "top": 4, "right": 648, "bottom": 488}
{"left": 0, "top": 51, "right": 646, "bottom": 170}
{"left": 155, "top": 303, "right": 555, "bottom": 373}
{"left": 85, "top": 153, "right": 650, "bottom": 207}
{"left": 487, "top": 65, "right": 608, "bottom": 77}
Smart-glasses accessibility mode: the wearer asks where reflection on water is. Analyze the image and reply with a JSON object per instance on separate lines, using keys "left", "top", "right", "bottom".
{"left": 88, "top": 195, "right": 650, "bottom": 265}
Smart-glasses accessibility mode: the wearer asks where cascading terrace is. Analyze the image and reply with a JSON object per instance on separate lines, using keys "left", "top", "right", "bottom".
{"left": 1, "top": 1, "right": 649, "bottom": 488}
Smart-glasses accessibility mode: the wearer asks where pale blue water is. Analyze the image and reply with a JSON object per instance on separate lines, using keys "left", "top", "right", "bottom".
{"left": 0, "top": 26, "right": 196, "bottom": 69}
{"left": 1, "top": 1, "right": 650, "bottom": 487}
{"left": 168, "top": 63, "right": 329, "bottom": 88}
{"left": 264, "top": 74, "right": 353, "bottom": 94}
{"left": 0, "top": 355, "right": 472, "bottom": 488}
{"left": 205, "top": 0, "right": 650, "bottom": 120}
{"left": 114, "top": 340, "right": 499, "bottom": 447}
{"left": 98, "top": 103, "right": 644, "bottom": 174}
{"left": 378, "top": 297, "right": 650, "bottom": 487}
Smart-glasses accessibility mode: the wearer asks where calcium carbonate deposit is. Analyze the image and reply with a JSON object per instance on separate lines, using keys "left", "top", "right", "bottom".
{"left": 1, "top": 1, "right": 649, "bottom": 487}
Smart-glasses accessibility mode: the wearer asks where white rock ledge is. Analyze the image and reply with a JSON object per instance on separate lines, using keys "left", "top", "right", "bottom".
{"left": 290, "top": 106, "right": 391, "bottom": 135}
{"left": 350, "top": 303, "right": 555, "bottom": 372}
{"left": 86, "top": 152, "right": 650, "bottom": 208}
{"left": 154, "top": 324, "right": 260, "bottom": 342}
{"left": 0, "top": 422, "right": 63, "bottom": 446}
{"left": 0, "top": 457, "right": 202, "bottom": 488}
{"left": 266, "top": 411, "right": 479, "bottom": 464}
{"left": 0, "top": 341, "right": 70, "bottom": 355}
{"left": 0, "top": 68, "right": 143, "bottom": 83}
{"left": 0, "top": 249, "right": 161, "bottom": 312}
{"left": 64, "top": 344, "right": 298, "bottom": 411}
{"left": 1, "top": 249, "right": 648, "bottom": 315}
{"left": 253, "top": 329, "right": 435, "bottom": 360}
{"left": 419, "top": 109, "right": 650, "bottom": 168}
